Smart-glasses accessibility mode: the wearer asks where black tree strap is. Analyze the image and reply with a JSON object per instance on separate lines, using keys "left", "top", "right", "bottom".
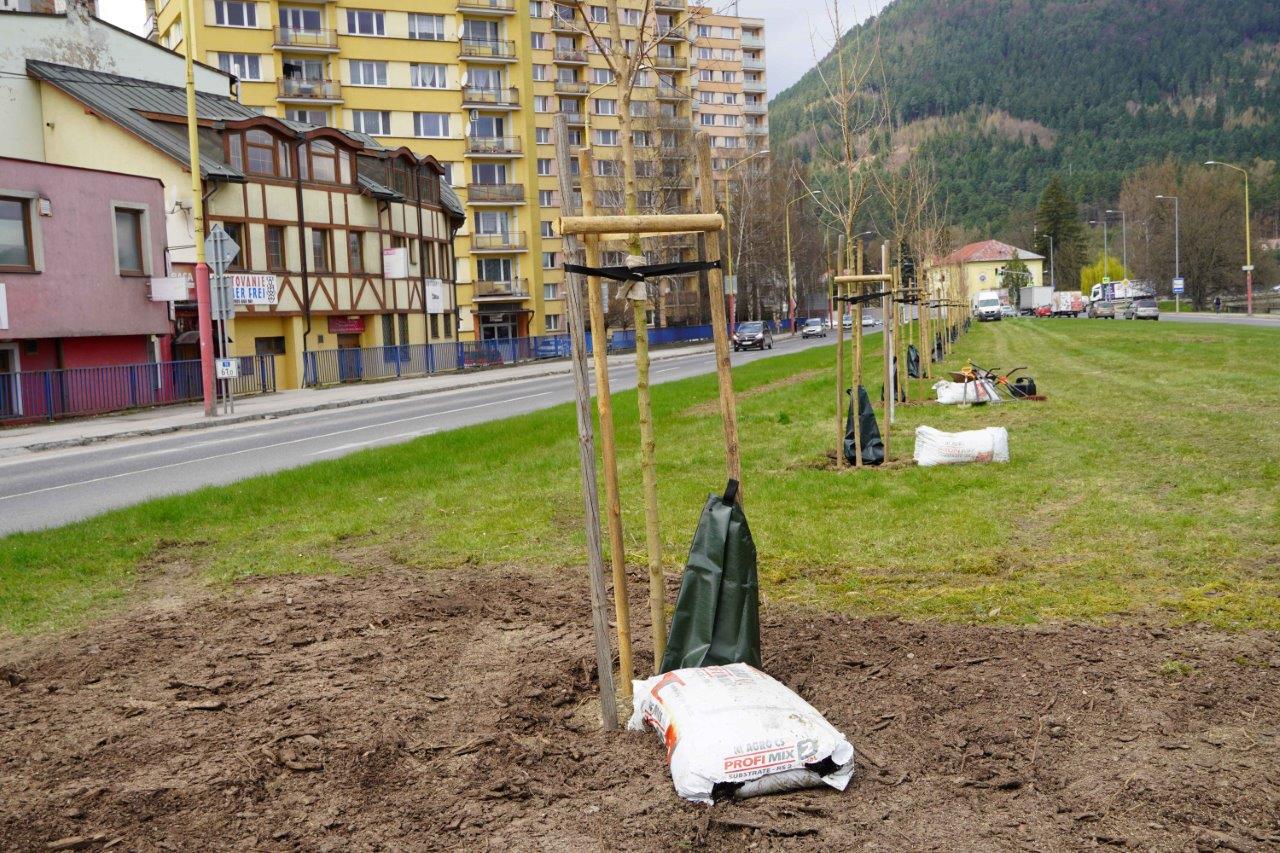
{"left": 563, "top": 259, "right": 722, "bottom": 282}
{"left": 833, "top": 289, "right": 891, "bottom": 306}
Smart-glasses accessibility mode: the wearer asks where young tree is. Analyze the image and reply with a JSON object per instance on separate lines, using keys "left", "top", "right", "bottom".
{"left": 1080, "top": 254, "right": 1129, "bottom": 293}
{"left": 1002, "top": 252, "right": 1030, "bottom": 308}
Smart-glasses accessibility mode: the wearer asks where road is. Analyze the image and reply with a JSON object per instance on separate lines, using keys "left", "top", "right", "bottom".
{"left": 0, "top": 331, "right": 851, "bottom": 535}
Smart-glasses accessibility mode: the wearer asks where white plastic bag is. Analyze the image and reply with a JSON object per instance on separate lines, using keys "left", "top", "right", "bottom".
{"left": 628, "top": 663, "right": 855, "bottom": 805}
{"left": 933, "top": 379, "right": 1002, "bottom": 405}
{"left": 914, "top": 425, "right": 1010, "bottom": 466}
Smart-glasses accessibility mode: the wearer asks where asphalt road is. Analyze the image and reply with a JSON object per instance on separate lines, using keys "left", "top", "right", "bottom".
{"left": 0, "top": 331, "right": 852, "bottom": 535}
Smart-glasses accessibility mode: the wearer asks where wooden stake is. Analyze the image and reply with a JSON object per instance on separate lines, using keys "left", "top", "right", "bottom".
{"left": 578, "top": 146, "right": 634, "bottom": 700}
{"left": 852, "top": 242, "right": 863, "bottom": 469}
{"left": 553, "top": 116, "right": 618, "bottom": 730}
{"left": 629, "top": 289, "right": 665, "bottom": 669}
{"left": 834, "top": 236, "right": 847, "bottom": 469}
{"left": 695, "top": 135, "right": 742, "bottom": 496}
{"left": 558, "top": 212, "right": 724, "bottom": 236}
{"left": 880, "top": 243, "right": 892, "bottom": 460}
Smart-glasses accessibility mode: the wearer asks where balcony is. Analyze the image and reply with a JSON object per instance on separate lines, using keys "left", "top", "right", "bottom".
{"left": 558, "top": 110, "right": 586, "bottom": 126}
{"left": 554, "top": 80, "right": 589, "bottom": 95}
{"left": 657, "top": 83, "right": 686, "bottom": 101}
{"left": 460, "top": 38, "right": 517, "bottom": 62}
{"left": 553, "top": 47, "right": 588, "bottom": 65}
{"left": 746, "top": 123, "right": 769, "bottom": 135}
{"left": 742, "top": 56, "right": 765, "bottom": 71}
{"left": 652, "top": 54, "right": 687, "bottom": 71}
{"left": 657, "top": 24, "right": 686, "bottom": 41}
{"left": 743, "top": 102, "right": 766, "bottom": 114}
{"left": 462, "top": 86, "right": 520, "bottom": 107}
{"left": 655, "top": 0, "right": 686, "bottom": 7}
{"left": 741, "top": 32, "right": 764, "bottom": 49}
{"left": 466, "top": 136, "right": 522, "bottom": 156}
{"left": 742, "top": 79, "right": 766, "bottom": 93}
{"left": 467, "top": 183, "right": 526, "bottom": 204}
{"left": 457, "top": 0, "right": 515, "bottom": 13}
{"left": 471, "top": 232, "right": 527, "bottom": 252}
{"left": 473, "top": 279, "right": 530, "bottom": 299}
{"left": 276, "top": 78, "right": 342, "bottom": 103}
{"left": 273, "top": 26, "right": 338, "bottom": 52}
{"left": 550, "top": 13, "right": 576, "bottom": 33}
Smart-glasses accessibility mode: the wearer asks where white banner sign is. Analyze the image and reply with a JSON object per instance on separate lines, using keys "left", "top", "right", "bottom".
{"left": 229, "top": 273, "right": 279, "bottom": 305}
{"left": 149, "top": 275, "right": 191, "bottom": 301}
{"left": 383, "top": 247, "right": 409, "bottom": 279}
{"left": 425, "top": 278, "right": 452, "bottom": 314}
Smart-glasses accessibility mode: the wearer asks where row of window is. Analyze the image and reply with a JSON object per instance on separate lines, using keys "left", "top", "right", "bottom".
{"left": 213, "top": 220, "right": 451, "bottom": 281}
{"left": 0, "top": 196, "right": 147, "bottom": 276}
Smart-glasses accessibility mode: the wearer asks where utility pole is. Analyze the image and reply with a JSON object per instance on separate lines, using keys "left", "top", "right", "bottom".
{"left": 1107, "top": 209, "right": 1127, "bottom": 275}
{"left": 182, "top": 0, "right": 215, "bottom": 416}
{"left": 1205, "top": 161, "right": 1253, "bottom": 315}
{"left": 1157, "top": 194, "right": 1180, "bottom": 312}
{"left": 785, "top": 189, "right": 821, "bottom": 335}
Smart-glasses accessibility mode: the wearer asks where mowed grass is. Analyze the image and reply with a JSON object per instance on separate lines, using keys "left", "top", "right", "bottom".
{"left": 2, "top": 319, "right": 1278, "bottom": 635}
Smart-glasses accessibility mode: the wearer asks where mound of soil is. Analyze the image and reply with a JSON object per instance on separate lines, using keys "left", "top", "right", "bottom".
{"left": 1, "top": 566, "right": 1277, "bottom": 851}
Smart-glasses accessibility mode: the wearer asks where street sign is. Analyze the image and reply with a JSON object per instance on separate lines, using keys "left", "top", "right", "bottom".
{"left": 204, "top": 224, "right": 240, "bottom": 277}
{"left": 1101, "top": 276, "right": 1111, "bottom": 284}
{"left": 229, "top": 273, "right": 278, "bottom": 305}
{"left": 1172, "top": 277, "right": 1185, "bottom": 294}
{"left": 1242, "top": 265, "right": 1255, "bottom": 272}
{"left": 149, "top": 275, "right": 191, "bottom": 301}
{"left": 724, "top": 274, "right": 738, "bottom": 295}
{"left": 212, "top": 276, "right": 238, "bottom": 321}
{"left": 215, "top": 358, "right": 239, "bottom": 379}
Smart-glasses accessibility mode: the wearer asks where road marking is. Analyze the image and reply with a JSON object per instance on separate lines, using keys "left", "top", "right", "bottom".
{"left": 111, "top": 431, "right": 274, "bottom": 463}
{"left": 0, "top": 393, "right": 550, "bottom": 502}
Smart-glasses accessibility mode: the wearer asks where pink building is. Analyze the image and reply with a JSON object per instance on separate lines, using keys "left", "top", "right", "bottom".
{"left": 1, "top": 157, "right": 173, "bottom": 418}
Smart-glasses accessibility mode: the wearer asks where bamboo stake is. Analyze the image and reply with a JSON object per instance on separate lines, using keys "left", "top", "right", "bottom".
{"left": 553, "top": 116, "right": 618, "bottom": 730}
{"left": 694, "top": 135, "right": 742, "bottom": 495}
{"left": 577, "top": 147, "right": 633, "bottom": 700}
{"left": 630, "top": 289, "right": 665, "bottom": 669}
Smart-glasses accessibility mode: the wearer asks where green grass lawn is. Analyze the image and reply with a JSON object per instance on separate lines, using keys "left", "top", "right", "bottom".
{"left": 2, "top": 318, "right": 1278, "bottom": 635}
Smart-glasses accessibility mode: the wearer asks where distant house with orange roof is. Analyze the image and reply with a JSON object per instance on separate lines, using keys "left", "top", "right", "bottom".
{"left": 932, "top": 240, "right": 1046, "bottom": 305}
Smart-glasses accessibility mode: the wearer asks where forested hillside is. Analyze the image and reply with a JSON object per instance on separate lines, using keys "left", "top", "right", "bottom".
{"left": 770, "top": 0, "right": 1280, "bottom": 233}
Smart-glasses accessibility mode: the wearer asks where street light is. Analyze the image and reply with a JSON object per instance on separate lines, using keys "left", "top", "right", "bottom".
{"left": 722, "top": 147, "right": 770, "bottom": 326}
{"left": 1034, "top": 227, "right": 1056, "bottom": 289}
{"left": 784, "top": 189, "right": 821, "bottom": 336}
{"left": 1088, "top": 217, "right": 1110, "bottom": 284}
{"left": 1106, "top": 209, "right": 1128, "bottom": 274}
{"left": 1205, "top": 161, "right": 1254, "bottom": 315}
{"left": 1156, "top": 194, "right": 1181, "bottom": 312}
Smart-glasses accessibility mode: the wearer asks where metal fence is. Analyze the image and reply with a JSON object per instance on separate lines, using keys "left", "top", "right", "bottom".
{"left": 302, "top": 324, "right": 718, "bottom": 387}
{"left": 0, "top": 355, "right": 276, "bottom": 424}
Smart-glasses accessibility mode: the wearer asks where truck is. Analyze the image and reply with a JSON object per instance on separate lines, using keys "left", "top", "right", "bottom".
{"left": 974, "top": 289, "right": 1003, "bottom": 322}
{"left": 1089, "top": 280, "right": 1152, "bottom": 304}
{"left": 1050, "top": 291, "right": 1084, "bottom": 317}
{"left": 1018, "top": 285, "right": 1053, "bottom": 315}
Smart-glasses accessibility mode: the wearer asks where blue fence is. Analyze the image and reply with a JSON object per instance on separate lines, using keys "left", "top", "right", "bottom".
{"left": 0, "top": 355, "right": 276, "bottom": 424}
{"left": 302, "top": 324, "right": 718, "bottom": 388}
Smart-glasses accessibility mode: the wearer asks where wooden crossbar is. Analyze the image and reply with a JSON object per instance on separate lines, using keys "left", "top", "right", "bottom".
{"left": 833, "top": 273, "right": 893, "bottom": 284}
{"left": 557, "top": 213, "right": 724, "bottom": 236}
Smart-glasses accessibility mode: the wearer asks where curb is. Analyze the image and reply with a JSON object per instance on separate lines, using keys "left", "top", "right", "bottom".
{"left": 2, "top": 343, "right": 716, "bottom": 457}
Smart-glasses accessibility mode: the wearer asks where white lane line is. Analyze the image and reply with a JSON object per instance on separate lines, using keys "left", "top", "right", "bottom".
{"left": 654, "top": 366, "right": 680, "bottom": 373}
{"left": 111, "top": 431, "right": 274, "bottom": 463}
{"left": 0, "top": 392, "right": 550, "bottom": 502}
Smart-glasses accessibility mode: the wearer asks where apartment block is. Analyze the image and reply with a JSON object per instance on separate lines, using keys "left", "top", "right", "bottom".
{"left": 690, "top": 8, "right": 767, "bottom": 183}
{"left": 157, "top": 0, "right": 767, "bottom": 339}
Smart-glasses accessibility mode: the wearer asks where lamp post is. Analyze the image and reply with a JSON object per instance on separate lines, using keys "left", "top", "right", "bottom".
{"left": 1034, "top": 227, "right": 1056, "bottom": 289}
{"left": 1156, "top": 194, "right": 1180, "bottom": 312}
{"left": 181, "top": 0, "right": 215, "bottom": 416}
{"left": 1106, "top": 208, "right": 1127, "bottom": 275}
{"left": 1205, "top": 161, "right": 1253, "bottom": 315}
{"left": 1089, "top": 217, "right": 1110, "bottom": 288}
{"left": 722, "top": 147, "right": 770, "bottom": 328}
{"left": 785, "top": 189, "right": 821, "bottom": 336}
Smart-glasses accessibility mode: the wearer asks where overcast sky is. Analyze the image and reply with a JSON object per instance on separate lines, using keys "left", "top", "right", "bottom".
{"left": 97, "top": 0, "right": 890, "bottom": 99}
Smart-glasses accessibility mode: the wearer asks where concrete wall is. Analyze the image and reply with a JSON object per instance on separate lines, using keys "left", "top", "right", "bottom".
{"left": 0, "top": 4, "right": 233, "bottom": 161}
{"left": 0, "top": 156, "right": 171, "bottom": 342}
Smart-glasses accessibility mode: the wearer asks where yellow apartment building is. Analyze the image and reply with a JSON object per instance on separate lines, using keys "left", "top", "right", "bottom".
{"left": 157, "top": 0, "right": 767, "bottom": 340}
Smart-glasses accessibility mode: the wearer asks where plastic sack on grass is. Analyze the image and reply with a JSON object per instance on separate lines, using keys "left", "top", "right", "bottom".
{"left": 907, "top": 344, "right": 921, "bottom": 378}
{"left": 914, "top": 425, "right": 1009, "bottom": 467}
{"left": 933, "top": 379, "right": 1001, "bottom": 405}
{"left": 843, "top": 385, "right": 885, "bottom": 466}
{"left": 629, "top": 663, "right": 855, "bottom": 805}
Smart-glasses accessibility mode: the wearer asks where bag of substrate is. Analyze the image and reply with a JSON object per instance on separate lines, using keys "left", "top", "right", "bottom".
{"left": 913, "top": 425, "right": 1009, "bottom": 467}
{"left": 933, "top": 379, "right": 1001, "bottom": 405}
{"left": 628, "top": 663, "right": 855, "bottom": 805}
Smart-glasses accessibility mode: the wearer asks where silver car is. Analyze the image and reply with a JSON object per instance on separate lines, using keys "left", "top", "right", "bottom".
{"left": 1124, "top": 297, "right": 1160, "bottom": 320}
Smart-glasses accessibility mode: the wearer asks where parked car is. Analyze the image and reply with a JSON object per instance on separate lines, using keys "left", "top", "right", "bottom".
{"left": 800, "top": 317, "right": 827, "bottom": 338}
{"left": 533, "top": 336, "right": 571, "bottom": 359}
{"left": 1124, "top": 297, "right": 1160, "bottom": 320}
{"left": 841, "top": 314, "right": 853, "bottom": 330}
{"left": 862, "top": 313, "right": 878, "bottom": 327}
{"left": 1088, "top": 300, "right": 1116, "bottom": 319}
{"left": 1000, "top": 304, "right": 1018, "bottom": 318}
{"left": 732, "top": 320, "right": 773, "bottom": 351}
{"left": 1034, "top": 304, "right": 1052, "bottom": 317}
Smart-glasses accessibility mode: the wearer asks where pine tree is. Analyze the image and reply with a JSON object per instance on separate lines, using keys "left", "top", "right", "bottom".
{"left": 1033, "top": 176, "right": 1085, "bottom": 292}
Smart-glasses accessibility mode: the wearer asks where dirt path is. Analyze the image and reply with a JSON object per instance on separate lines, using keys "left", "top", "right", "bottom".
{"left": 1, "top": 566, "right": 1277, "bottom": 851}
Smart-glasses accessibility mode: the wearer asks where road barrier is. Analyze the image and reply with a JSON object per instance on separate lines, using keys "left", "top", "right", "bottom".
{"left": 0, "top": 355, "right": 276, "bottom": 424}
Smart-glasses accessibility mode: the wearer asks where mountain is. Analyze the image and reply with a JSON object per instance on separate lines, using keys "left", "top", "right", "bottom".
{"left": 769, "top": 0, "right": 1280, "bottom": 234}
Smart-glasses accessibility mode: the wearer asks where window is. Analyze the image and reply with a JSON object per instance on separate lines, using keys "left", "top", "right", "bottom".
{"left": 304, "top": 139, "right": 350, "bottom": 183}
{"left": 589, "top": 5, "right": 606, "bottom": 22}
{"left": 719, "top": 26, "right": 736, "bottom": 38}
{"left": 629, "top": 101, "right": 648, "bottom": 117}
{"left": 407, "top": 13, "right": 445, "bottom": 40}
{"left": 532, "top": 64, "right": 548, "bottom": 81}
{"left": 536, "top": 158, "right": 553, "bottom": 176}
{"left": 591, "top": 68, "right": 613, "bottom": 85}
{"left": 595, "top": 129, "right": 618, "bottom": 146}
{"left": 721, "top": 70, "right": 737, "bottom": 83}
{"left": 410, "top": 63, "right": 447, "bottom": 88}
{"left": 112, "top": 209, "right": 145, "bottom": 274}
{"left": 530, "top": 1, "right": 545, "bottom": 17}
{"left": 722, "top": 114, "right": 739, "bottom": 126}
{"left": 346, "top": 9, "right": 385, "bottom": 35}
{"left": 533, "top": 95, "right": 550, "bottom": 113}
{"left": 530, "top": 32, "right": 545, "bottom": 50}
{"left": 722, "top": 92, "right": 738, "bottom": 105}
{"left": 241, "top": 128, "right": 282, "bottom": 176}
{"left": 474, "top": 211, "right": 508, "bottom": 235}
{"left": 545, "top": 313, "right": 562, "bottom": 331}
{"left": 699, "top": 69, "right": 712, "bottom": 82}
{"left": 220, "top": 221, "right": 246, "bottom": 271}
{"left": 592, "top": 98, "right": 616, "bottom": 116}
{"left": 287, "top": 108, "right": 328, "bottom": 125}
{"left": 352, "top": 110, "right": 391, "bottom": 135}
{"left": 540, "top": 220, "right": 554, "bottom": 238}
{"left": 698, "top": 47, "right": 712, "bottom": 59}
{"left": 699, "top": 113, "right": 715, "bottom": 126}
{"left": 720, "top": 48, "right": 735, "bottom": 60}
{"left": 413, "top": 112, "right": 450, "bottom": 138}
{"left": 350, "top": 60, "right": 388, "bottom": 86}
{"left": 622, "top": 8, "right": 640, "bottom": 25}
{"left": 538, "top": 189, "right": 554, "bottom": 206}
{"left": 217, "top": 53, "right": 261, "bottom": 80}
{"left": 0, "top": 197, "right": 33, "bottom": 271}
{"left": 542, "top": 254, "right": 558, "bottom": 272}
{"left": 311, "top": 229, "right": 332, "bottom": 272}
{"left": 255, "top": 336, "right": 287, "bottom": 356}
{"left": 476, "top": 257, "right": 511, "bottom": 282}
{"left": 535, "top": 127, "right": 550, "bottom": 144}
{"left": 471, "top": 163, "right": 507, "bottom": 185}
{"left": 348, "top": 231, "right": 365, "bottom": 273}
{"left": 266, "top": 225, "right": 286, "bottom": 270}
{"left": 213, "top": 0, "right": 256, "bottom": 27}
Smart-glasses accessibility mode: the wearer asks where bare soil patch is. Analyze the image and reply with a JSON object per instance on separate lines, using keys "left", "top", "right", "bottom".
{"left": 2, "top": 566, "right": 1277, "bottom": 851}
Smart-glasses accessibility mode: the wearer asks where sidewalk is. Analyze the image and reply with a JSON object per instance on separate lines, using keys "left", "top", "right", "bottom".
{"left": 0, "top": 342, "right": 715, "bottom": 457}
